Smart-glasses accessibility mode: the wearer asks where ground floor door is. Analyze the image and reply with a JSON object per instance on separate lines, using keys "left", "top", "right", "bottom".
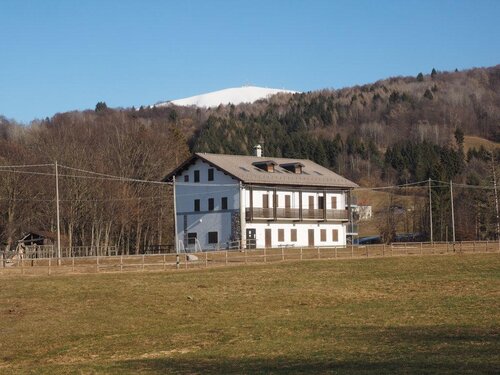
{"left": 265, "top": 228, "right": 272, "bottom": 248}
{"left": 308, "top": 229, "right": 315, "bottom": 247}
{"left": 246, "top": 228, "right": 256, "bottom": 249}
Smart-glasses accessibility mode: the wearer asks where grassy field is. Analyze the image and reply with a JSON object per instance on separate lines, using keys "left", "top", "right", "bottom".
{"left": 463, "top": 135, "right": 500, "bottom": 152}
{"left": 354, "top": 188, "right": 425, "bottom": 237}
{"left": 1, "top": 254, "right": 499, "bottom": 374}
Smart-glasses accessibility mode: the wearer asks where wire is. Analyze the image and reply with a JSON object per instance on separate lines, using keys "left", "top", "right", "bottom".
{"left": 58, "top": 165, "right": 128, "bottom": 179}
{"left": 0, "top": 163, "right": 53, "bottom": 169}
{"left": 176, "top": 188, "right": 239, "bottom": 198}
{"left": 175, "top": 182, "right": 240, "bottom": 187}
{"left": 354, "top": 180, "right": 429, "bottom": 191}
{"left": 0, "top": 169, "right": 55, "bottom": 177}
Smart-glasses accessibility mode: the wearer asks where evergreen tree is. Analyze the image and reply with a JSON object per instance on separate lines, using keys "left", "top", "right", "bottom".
{"left": 95, "top": 101, "right": 108, "bottom": 112}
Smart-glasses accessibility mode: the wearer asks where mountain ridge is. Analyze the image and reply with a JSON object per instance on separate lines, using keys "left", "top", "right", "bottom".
{"left": 154, "top": 85, "right": 298, "bottom": 108}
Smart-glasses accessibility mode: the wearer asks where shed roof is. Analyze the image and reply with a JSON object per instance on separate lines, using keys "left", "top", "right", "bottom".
{"left": 165, "top": 153, "right": 358, "bottom": 189}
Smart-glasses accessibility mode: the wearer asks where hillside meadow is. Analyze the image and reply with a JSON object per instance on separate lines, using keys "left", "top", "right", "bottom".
{"left": 0, "top": 253, "right": 499, "bottom": 374}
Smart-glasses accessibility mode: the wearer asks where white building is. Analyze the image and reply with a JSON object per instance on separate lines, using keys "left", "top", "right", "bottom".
{"left": 164, "top": 148, "right": 358, "bottom": 250}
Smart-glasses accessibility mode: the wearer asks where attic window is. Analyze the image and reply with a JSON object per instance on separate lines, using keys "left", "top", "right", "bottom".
{"left": 280, "top": 162, "right": 304, "bottom": 174}
{"left": 252, "top": 160, "right": 277, "bottom": 173}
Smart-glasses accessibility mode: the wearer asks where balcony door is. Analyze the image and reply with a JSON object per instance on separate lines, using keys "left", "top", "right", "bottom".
{"left": 262, "top": 193, "right": 270, "bottom": 218}
{"left": 308, "top": 196, "right": 314, "bottom": 219}
{"left": 284, "top": 195, "right": 291, "bottom": 218}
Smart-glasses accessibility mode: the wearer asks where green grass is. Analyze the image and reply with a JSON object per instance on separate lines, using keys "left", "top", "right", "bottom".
{"left": 1, "top": 254, "right": 499, "bottom": 374}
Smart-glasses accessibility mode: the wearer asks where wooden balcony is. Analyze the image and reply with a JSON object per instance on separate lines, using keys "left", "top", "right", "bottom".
{"left": 246, "top": 208, "right": 349, "bottom": 222}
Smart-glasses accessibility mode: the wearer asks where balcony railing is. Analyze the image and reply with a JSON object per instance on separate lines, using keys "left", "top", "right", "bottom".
{"left": 246, "top": 208, "right": 349, "bottom": 221}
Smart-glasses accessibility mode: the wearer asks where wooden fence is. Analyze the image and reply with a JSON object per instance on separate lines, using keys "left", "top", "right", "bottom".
{"left": 1, "top": 241, "right": 499, "bottom": 276}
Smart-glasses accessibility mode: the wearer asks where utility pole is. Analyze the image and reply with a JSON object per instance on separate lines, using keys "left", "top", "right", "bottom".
{"left": 491, "top": 153, "right": 500, "bottom": 249}
{"left": 428, "top": 178, "right": 433, "bottom": 243}
{"left": 173, "top": 176, "right": 179, "bottom": 269}
{"left": 450, "top": 180, "right": 456, "bottom": 247}
{"left": 55, "top": 161, "right": 61, "bottom": 266}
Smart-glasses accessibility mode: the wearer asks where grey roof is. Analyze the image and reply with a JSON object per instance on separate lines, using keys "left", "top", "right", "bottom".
{"left": 166, "top": 153, "right": 358, "bottom": 189}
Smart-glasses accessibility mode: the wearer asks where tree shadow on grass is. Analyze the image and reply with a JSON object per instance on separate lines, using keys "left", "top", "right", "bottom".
{"left": 110, "top": 356, "right": 498, "bottom": 375}
{"left": 109, "top": 325, "right": 499, "bottom": 374}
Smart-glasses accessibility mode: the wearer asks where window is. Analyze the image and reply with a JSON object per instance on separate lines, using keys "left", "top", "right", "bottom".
{"left": 194, "top": 199, "right": 200, "bottom": 212}
{"left": 221, "top": 197, "right": 228, "bottom": 210}
{"left": 194, "top": 170, "right": 200, "bottom": 182}
{"left": 278, "top": 228, "right": 285, "bottom": 242}
{"left": 331, "top": 196, "right": 337, "bottom": 209}
{"left": 208, "top": 198, "right": 214, "bottom": 211}
{"left": 332, "top": 229, "right": 339, "bottom": 242}
{"left": 187, "top": 232, "right": 197, "bottom": 245}
{"left": 320, "top": 229, "right": 326, "bottom": 242}
{"left": 184, "top": 175, "right": 189, "bottom": 182}
{"left": 290, "top": 229, "right": 297, "bottom": 242}
{"left": 208, "top": 231, "right": 218, "bottom": 244}
{"left": 208, "top": 168, "right": 214, "bottom": 181}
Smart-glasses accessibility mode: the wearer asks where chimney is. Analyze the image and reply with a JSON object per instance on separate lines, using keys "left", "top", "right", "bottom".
{"left": 253, "top": 144, "right": 262, "bottom": 157}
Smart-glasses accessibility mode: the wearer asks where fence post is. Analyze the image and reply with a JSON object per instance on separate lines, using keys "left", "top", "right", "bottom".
{"left": 264, "top": 248, "right": 266, "bottom": 263}
{"left": 366, "top": 245, "right": 369, "bottom": 257}
{"left": 300, "top": 247, "right": 303, "bottom": 261}
{"left": 391, "top": 244, "right": 393, "bottom": 257}
{"left": 460, "top": 241, "right": 463, "bottom": 253}
{"left": 245, "top": 249, "right": 248, "bottom": 264}
{"left": 185, "top": 254, "right": 188, "bottom": 269}
{"left": 96, "top": 255, "right": 99, "bottom": 273}
{"left": 382, "top": 244, "right": 385, "bottom": 257}
{"left": 225, "top": 251, "right": 228, "bottom": 265}
{"left": 142, "top": 254, "right": 145, "bottom": 271}
{"left": 334, "top": 246, "right": 337, "bottom": 259}
{"left": 21, "top": 258, "right": 25, "bottom": 275}
{"left": 205, "top": 251, "right": 208, "bottom": 268}
{"left": 404, "top": 242, "right": 407, "bottom": 256}
{"left": 420, "top": 242, "right": 423, "bottom": 255}
{"left": 317, "top": 246, "right": 320, "bottom": 259}
{"left": 281, "top": 247, "right": 284, "bottom": 261}
{"left": 351, "top": 244, "right": 354, "bottom": 258}
{"left": 486, "top": 240, "right": 488, "bottom": 252}
{"left": 163, "top": 254, "right": 166, "bottom": 271}
{"left": 72, "top": 256, "right": 75, "bottom": 273}
{"left": 120, "top": 255, "right": 124, "bottom": 272}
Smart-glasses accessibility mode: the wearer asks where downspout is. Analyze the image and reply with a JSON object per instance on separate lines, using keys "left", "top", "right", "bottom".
{"left": 239, "top": 181, "right": 246, "bottom": 249}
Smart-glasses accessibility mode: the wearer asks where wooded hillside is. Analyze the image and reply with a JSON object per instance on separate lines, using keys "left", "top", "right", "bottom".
{"left": 1, "top": 65, "right": 499, "bottom": 249}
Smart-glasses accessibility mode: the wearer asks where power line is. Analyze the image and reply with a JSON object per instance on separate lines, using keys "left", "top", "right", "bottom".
{"left": 0, "top": 163, "right": 53, "bottom": 169}
{"left": 0, "top": 164, "right": 498, "bottom": 191}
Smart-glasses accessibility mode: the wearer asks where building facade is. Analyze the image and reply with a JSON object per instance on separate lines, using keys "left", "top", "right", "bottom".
{"left": 165, "top": 150, "right": 358, "bottom": 250}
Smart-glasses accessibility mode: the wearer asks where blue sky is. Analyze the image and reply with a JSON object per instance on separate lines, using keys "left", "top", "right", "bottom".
{"left": 1, "top": 0, "right": 499, "bottom": 123}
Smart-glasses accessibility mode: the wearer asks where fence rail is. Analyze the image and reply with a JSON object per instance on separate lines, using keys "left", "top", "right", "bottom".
{"left": 1, "top": 241, "right": 498, "bottom": 276}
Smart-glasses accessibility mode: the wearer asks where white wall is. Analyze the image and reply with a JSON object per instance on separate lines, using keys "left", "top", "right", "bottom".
{"left": 245, "top": 222, "right": 347, "bottom": 248}
{"left": 175, "top": 158, "right": 240, "bottom": 250}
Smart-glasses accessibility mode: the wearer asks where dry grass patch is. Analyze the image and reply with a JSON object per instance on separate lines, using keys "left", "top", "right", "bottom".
{"left": 0, "top": 254, "right": 499, "bottom": 374}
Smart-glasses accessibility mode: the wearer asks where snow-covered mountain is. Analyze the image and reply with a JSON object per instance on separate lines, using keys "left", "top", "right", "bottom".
{"left": 154, "top": 86, "right": 298, "bottom": 108}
